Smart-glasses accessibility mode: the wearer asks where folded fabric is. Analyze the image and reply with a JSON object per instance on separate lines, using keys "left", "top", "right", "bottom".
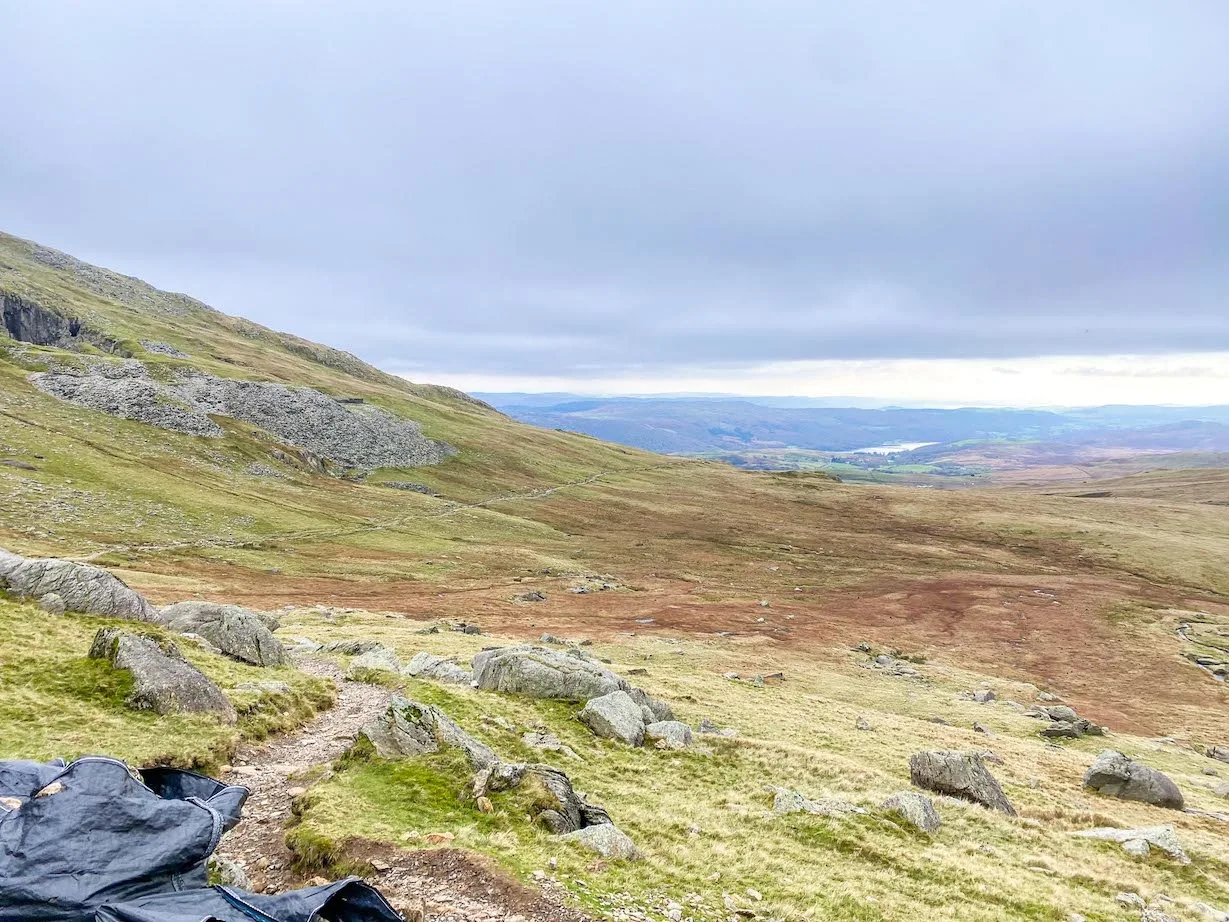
{"left": 95, "top": 878, "right": 403, "bottom": 922}
{"left": 0, "top": 757, "right": 403, "bottom": 922}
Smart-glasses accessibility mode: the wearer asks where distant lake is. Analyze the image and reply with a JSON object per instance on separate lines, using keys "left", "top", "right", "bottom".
{"left": 849, "top": 441, "right": 939, "bottom": 455}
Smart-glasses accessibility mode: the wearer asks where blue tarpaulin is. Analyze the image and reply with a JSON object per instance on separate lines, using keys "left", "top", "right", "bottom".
{"left": 0, "top": 757, "right": 403, "bottom": 922}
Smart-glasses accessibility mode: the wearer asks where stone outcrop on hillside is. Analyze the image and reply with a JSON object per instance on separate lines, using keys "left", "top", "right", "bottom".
{"left": 579, "top": 691, "right": 647, "bottom": 746}
{"left": 346, "top": 646, "right": 403, "bottom": 681}
{"left": 1027, "top": 704, "right": 1107, "bottom": 739}
{"left": 473, "top": 762, "right": 612, "bottom": 834}
{"left": 908, "top": 750, "right": 1016, "bottom": 816}
{"left": 358, "top": 697, "right": 497, "bottom": 768}
{"left": 31, "top": 362, "right": 452, "bottom": 470}
{"left": 162, "top": 602, "right": 286, "bottom": 667}
{"left": 882, "top": 791, "right": 942, "bottom": 833}
{"left": 88, "top": 628, "right": 235, "bottom": 723}
{"left": 1082, "top": 750, "right": 1184, "bottom": 809}
{"left": 1073, "top": 825, "right": 1188, "bottom": 863}
{"left": 403, "top": 651, "right": 472, "bottom": 684}
{"left": 0, "top": 549, "right": 158, "bottom": 621}
{"left": 471, "top": 645, "right": 629, "bottom": 701}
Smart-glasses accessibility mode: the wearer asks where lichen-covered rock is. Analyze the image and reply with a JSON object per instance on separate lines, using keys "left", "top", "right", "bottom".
{"left": 0, "top": 549, "right": 157, "bottom": 620}
{"left": 559, "top": 823, "right": 642, "bottom": 860}
{"left": 161, "top": 601, "right": 286, "bottom": 667}
{"left": 403, "top": 651, "right": 472, "bottom": 684}
{"left": 346, "top": 646, "right": 402, "bottom": 680}
{"left": 32, "top": 364, "right": 454, "bottom": 470}
{"left": 88, "top": 628, "right": 235, "bottom": 724}
{"left": 358, "top": 696, "right": 496, "bottom": 768}
{"left": 628, "top": 687, "right": 675, "bottom": 723}
{"left": 882, "top": 791, "right": 942, "bottom": 833}
{"left": 323, "top": 638, "right": 384, "bottom": 656}
{"left": 578, "top": 691, "right": 646, "bottom": 745}
{"left": 471, "top": 761, "right": 610, "bottom": 833}
{"left": 767, "top": 786, "right": 866, "bottom": 817}
{"left": 38, "top": 593, "right": 66, "bottom": 615}
{"left": 908, "top": 750, "right": 1016, "bottom": 816}
{"left": 645, "top": 721, "right": 693, "bottom": 749}
{"left": 1082, "top": 750, "right": 1184, "bottom": 810}
{"left": 1073, "top": 825, "right": 1188, "bottom": 863}
{"left": 471, "top": 645, "right": 629, "bottom": 701}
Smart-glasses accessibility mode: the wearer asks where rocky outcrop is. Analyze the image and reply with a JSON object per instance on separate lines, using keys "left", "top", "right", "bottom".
{"left": 908, "top": 750, "right": 1016, "bottom": 816}
{"left": 346, "top": 646, "right": 403, "bottom": 681}
{"left": 0, "top": 549, "right": 158, "bottom": 621}
{"left": 768, "top": 786, "right": 866, "bottom": 818}
{"left": 645, "top": 721, "right": 693, "bottom": 749}
{"left": 358, "top": 696, "right": 497, "bottom": 768}
{"left": 579, "top": 691, "right": 647, "bottom": 746}
{"left": 32, "top": 363, "right": 453, "bottom": 470}
{"left": 1, "top": 290, "right": 126, "bottom": 354}
{"left": 323, "top": 639, "right": 385, "bottom": 656}
{"left": 403, "top": 651, "right": 472, "bottom": 684}
{"left": 88, "top": 628, "right": 235, "bottom": 723}
{"left": 882, "top": 791, "right": 942, "bottom": 833}
{"left": 471, "top": 645, "right": 630, "bottom": 701}
{"left": 1027, "top": 704, "right": 1106, "bottom": 739}
{"left": 161, "top": 602, "right": 286, "bottom": 667}
{"left": 473, "top": 762, "right": 611, "bottom": 834}
{"left": 1073, "top": 825, "right": 1188, "bottom": 863}
{"left": 1082, "top": 750, "right": 1184, "bottom": 809}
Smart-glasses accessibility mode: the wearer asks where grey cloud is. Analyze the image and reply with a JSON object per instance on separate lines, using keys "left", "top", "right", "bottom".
{"left": 1, "top": 1, "right": 1227, "bottom": 380}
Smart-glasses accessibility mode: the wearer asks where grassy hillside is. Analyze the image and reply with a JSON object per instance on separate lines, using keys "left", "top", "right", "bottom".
{"left": 2, "top": 231, "right": 1228, "bottom": 921}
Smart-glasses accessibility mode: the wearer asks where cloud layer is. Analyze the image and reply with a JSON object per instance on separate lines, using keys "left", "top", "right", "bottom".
{"left": 2, "top": 2, "right": 1227, "bottom": 385}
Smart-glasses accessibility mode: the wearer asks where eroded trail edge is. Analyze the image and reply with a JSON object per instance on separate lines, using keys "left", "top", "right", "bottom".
{"left": 214, "top": 656, "right": 590, "bottom": 922}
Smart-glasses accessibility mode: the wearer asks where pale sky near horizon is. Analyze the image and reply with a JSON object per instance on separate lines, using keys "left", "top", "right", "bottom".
{"left": 415, "top": 352, "right": 1229, "bottom": 408}
{"left": 3, "top": 2, "right": 1228, "bottom": 407}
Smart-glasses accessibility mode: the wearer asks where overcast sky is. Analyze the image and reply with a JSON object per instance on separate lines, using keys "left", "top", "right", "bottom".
{"left": 2, "top": 2, "right": 1228, "bottom": 404}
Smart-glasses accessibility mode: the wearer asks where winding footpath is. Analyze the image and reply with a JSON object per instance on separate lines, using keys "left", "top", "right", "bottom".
{"left": 214, "top": 656, "right": 589, "bottom": 922}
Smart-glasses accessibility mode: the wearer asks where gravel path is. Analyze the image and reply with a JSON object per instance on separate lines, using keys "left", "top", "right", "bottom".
{"left": 215, "top": 657, "right": 590, "bottom": 922}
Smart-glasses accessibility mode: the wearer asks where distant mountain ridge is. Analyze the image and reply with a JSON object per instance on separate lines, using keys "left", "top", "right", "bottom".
{"left": 478, "top": 393, "right": 1229, "bottom": 455}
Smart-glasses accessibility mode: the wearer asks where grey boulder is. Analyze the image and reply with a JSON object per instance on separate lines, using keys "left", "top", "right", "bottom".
{"left": 346, "top": 646, "right": 402, "bottom": 680}
{"left": 1207, "top": 746, "right": 1229, "bottom": 764}
{"left": 0, "top": 549, "right": 157, "bottom": 620}
{"left": 579, "top": 691, "right": 646, "bottom": 745}
{"left": 323, "top": 638, "right": 386, "bottom": 656}
{"left": 1073, "top": 825, "right": 1188, "bottom": 863}
{"left": 645, "top": 721, "right": 693, "bottom": 749}
{"left": 628, "top": 687, "right": 676, "bottom": 723}
{"left": 358, "top": 696, "right": 496, "bottom": 768}
{"left": 402, "top": 651, "right": 472, "bottom": 684}
{"left": 908, "top": 750, "right": 1016, "bottom": 816}
{"left": 559, "top": 823, "right": 642, "bottom": 860}
{"left": 473, "top": 762, "right": 611, "bottom": 833}
{"left": 767, "top": 786, "right": 866, "bottom": 817}
{"left": 1082, "top": 750, "right": 1184, "bottom": 810}
{"left": 161, "top": 601, "right": 287, "bottom": 667}
{"left": 882, "top": 791, "right": 942, "bottom": 833}
{"left": 88, "top": 628, "right": 235, "bottom": 724}
{"left": 471, "top": 645, "right": 629, "bottom": 701}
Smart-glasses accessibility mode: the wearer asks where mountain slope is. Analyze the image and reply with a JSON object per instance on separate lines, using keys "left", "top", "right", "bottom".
{"left": 3, "top": 232, "right": 1229, "bottom": 921}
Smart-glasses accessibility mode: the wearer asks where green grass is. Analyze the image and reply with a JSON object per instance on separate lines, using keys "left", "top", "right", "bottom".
{"left": 0, "top": 596, "right": 334, "bottom": 769}
{"left": 285, "top": 617, "right": 1229, "bottom": 922}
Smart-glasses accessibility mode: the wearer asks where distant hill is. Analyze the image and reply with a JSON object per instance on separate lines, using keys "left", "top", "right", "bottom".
{"left": 478, "top": 393, "right": 1229, "bottom": 456}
